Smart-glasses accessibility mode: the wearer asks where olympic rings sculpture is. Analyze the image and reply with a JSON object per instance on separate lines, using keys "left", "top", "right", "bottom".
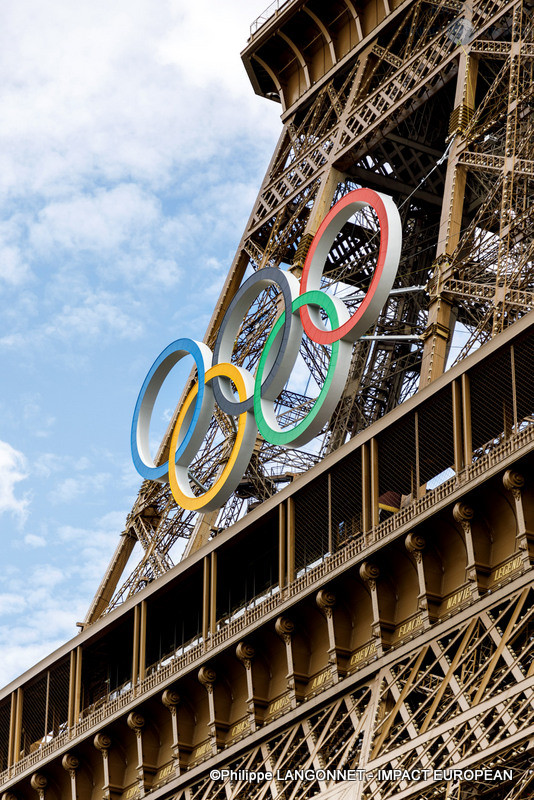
{"left": 131, "top": 188, "right": 402, "bottom": 512}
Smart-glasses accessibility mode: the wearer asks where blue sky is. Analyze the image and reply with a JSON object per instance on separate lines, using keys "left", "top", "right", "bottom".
{"left": 0, "top": 0, "right": 281, "bottom": 688}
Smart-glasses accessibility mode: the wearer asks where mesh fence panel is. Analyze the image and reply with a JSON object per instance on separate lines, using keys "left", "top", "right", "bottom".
{"left": 47, "top": 658, "right": 70, "bottom": 739}
{"left": 270, "top": 330, "right": 534, "bottom": 574}
{"left": 376, "top": 412, "right": 417, "bottom": 516}
{"left": 294, "top": 446, "right": 364, "bottom": 568}
{"left": 294, "top": 472, "right": 329, "bottom": 573}
{"left": 21, "top": 673, "right": 48, "bottom": 756}
{"left": 469, "top": 346, "right": 514, "bottom": 456}
{"left": 418, "top": 388, "right": 455, "bottom": 487}
{"left": 513, "top": 335, "right": 534, "bottom": 429}
{"left": 82, "top": 614, "right": 134, "bottom": 710}
{"left": 146, "top": 567, "right": 203, "bottom": 669}
{"left": 330, "top": 448, "right": 363, "bottom": 550}
{"left": 0, "top": 696, "right": 10, "bottom": 770}
{"left": 216, "top": 509, "right": 279, "bottom": 621}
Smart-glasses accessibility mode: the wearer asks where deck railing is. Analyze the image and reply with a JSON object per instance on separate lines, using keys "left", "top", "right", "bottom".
{"left": 2, "top": 420, "right": 532, "bottom": 787}
{"left": 250, "top": 0, "right": 294, "bottom": 36}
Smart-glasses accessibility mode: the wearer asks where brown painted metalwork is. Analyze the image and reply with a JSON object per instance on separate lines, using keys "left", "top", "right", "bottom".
{"left": 2, "top": 1, "right": 534, "bottom": 798}
{"left": 82, "top": 0, "right": 534, "bottom": 617}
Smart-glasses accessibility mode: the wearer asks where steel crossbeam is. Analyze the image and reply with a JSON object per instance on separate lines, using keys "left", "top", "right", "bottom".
{"left": 78, "top": 8, "right": 534, "bottom": 747}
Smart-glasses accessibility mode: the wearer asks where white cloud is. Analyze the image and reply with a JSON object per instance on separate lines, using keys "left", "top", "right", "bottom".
{"left": 0, "top": 0, "right": 280, "bottom": 360}
{"left": 0, "top": 565, "right": 77, "bottom": 682}
{"left": 21, "top": 395, "right": 56, "bottom": 438}
{"left": 0, "top": 584, "right": 86, "bottom": 687}
{"left": 0, "top": 0, "right": 282, "bottom": 690}
{"left": 33, "top": 453, "right": 63, "bottom": 478}
{"left": 0, "top": 216, "right": 33, "bottom": 287}
{"left": 0, "top": 510, "right": 128, "bottom": 686}
{"left": 50, "top": 472, "right": 113, "bottom": 505}
{"left": 33, "top": 452, "right": 91, "bottom": 481}
{"left": 23, "top": 533, "right": 46, "bottom": 548}
{"left": 114, "top": 255, "right": 183, "bottom": 290}
{"left": 0, "top": 642, "right": 62, "bottom": 689}
{"left": 0, "top": 593, "right": 26, "bottom": 616}
{"left": 157, "top": 0, "right": 264, "bottom": 94}
{"left": 58, "top": 510, "right": 125, "bottom": 546}
{"left": 0, "top": 0, "right": 279, "bottom": 202}
{"left": 31, "top": 564, "right": 65, "bottom": 590}
{"left": 30, "top": 184, "right": 160, "bottom": 253}
{"left": 0, "top": 440, "right": 29, "bottom": 520}
{"left": 58, "top": 510, "right": 130, "bottom": 588}
{"left": 0, "top": 243, "right": 31, "bottom": 286}
{"left": 1, "top": 290, "right": 146, "bottom": 350}
{"left": 45, "top": 291, "right": 144, "bottom": 341}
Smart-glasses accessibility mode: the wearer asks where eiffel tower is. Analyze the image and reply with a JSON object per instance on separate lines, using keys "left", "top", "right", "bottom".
{"left": 1, "top": 1, "right": 534, "bottom": 799}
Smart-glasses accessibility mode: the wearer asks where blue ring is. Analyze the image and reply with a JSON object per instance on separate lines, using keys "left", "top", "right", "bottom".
{"left": 131, "top": 338, "right": 207, "bottom": 481}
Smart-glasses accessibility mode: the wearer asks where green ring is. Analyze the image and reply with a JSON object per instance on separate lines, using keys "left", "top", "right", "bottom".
{"left": 253, "top": 290, "right": 340, "bottom": 445}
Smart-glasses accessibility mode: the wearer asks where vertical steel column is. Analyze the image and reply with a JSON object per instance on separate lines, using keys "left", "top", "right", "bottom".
{"left": 8, "top": 691, "right": 16, "bottom": 768}
{"left": 13, "top": 688, "right": 22, "bottom": 763}
{"left": 370, "top": 439, "right": 379, "bottom": 529}
{"left": 302, "top": 168, "right": 344, "bottom": 239}
{"left": 462, "top": 373, "right": 472, "bottom": 465}
{"left": 511, "top": 345, "right": 518, "bottom": 430}
{"left": 420, "top": 12, "right": 479, "bottom": 386}
{"left": 287, "top": 497, "right": 296, "bottom": 584}
{"left": 202, "top": 557, "right": 210, "bottom": 642}
{"left": 44, "top": 671, "right": 50, "bottom": 741}
{"left": 362, "top": 444, "right": 370, "bottom": 532}
{"left": 452, "top": 380, "right": 463, "bottom": 472}
{"left": 415, "top": 412, "right": 421, "bottom": 498}
{"left": 327, "top": 472, "right": 333, "bottom": 554}
{"left": 74, "top": 647, "right": 82, "bottom": 724}
{"left": 210, "top": 552, "right": 217, "bottom": 636}
{"left": 132, "top": 604, "right": 140, "bottom": 688}
{"left": 68, "top": 650, "right": 76, "bottom": 730}
{"left": 139, "top": 600, "right": 147, "bottom": 681}
{"left": 279, "top": 503, "right": 286, "bottom": 589}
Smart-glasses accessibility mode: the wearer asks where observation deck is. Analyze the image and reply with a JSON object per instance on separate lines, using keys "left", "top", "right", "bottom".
{"left": 242, "top": 0, "right": 408, "bottom": 112}
{"left": 1, "top": 312, "right": 533, "bottom": 799}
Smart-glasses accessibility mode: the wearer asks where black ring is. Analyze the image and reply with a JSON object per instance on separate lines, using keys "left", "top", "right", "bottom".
{"left": 212, "top": 267, "right": 300, "bottom": 415}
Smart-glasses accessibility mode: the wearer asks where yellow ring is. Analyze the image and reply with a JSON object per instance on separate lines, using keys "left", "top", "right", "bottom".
{"left": 168, "top": 363, "right": 251, "bottom": 511}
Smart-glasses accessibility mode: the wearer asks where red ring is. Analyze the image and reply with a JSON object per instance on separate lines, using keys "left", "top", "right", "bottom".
{"left": 299, "top": 188, "right": 392, "bottom": 345}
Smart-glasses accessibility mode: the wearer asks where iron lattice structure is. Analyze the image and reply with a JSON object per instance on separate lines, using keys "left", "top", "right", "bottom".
{"left": 2, "top": 308, "right": 534, "bottom": 797}
{"left": 174, "top": 584, "right": 534, "bottom": 800}
{"left": 4, "top": 5, "right": 534, "bottom": 800}
{"left": 85, "top": 0, "right": 534, "bottom": 624}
